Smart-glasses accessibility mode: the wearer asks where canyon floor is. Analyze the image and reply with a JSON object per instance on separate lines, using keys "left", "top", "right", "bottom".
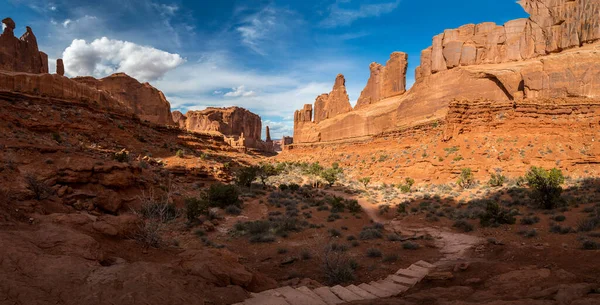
{"left": 2, "top": 86, "right": 599, "bottom": 305}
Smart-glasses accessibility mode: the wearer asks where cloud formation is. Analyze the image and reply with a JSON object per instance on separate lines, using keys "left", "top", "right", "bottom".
{"left": 62, "top": 37, "right": 185, "bottom": 81}
{"left": 320, "top": 0, "right": 400, "bottom": 28}
{"left": 224, "top": 85, "right": 257, "bottom": 97}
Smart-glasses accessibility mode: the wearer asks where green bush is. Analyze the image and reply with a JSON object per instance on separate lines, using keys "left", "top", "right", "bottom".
{"left": 359, "top": 177, "right": 371, "bottom": 188}
{"left": 321, "top": 168, "right": 340, "bottom": 186}
{"left": 257, "top": 163, "right": 279, "bottom": 186}
{"left": 206, "top": 183, "right": 241, "bottom": 208}
{"left": 185, "top": 197, "right": 209, "bottom": 223}
{"left": 328, "top": 196, "right": 346, "bottom": 213}
{"left": 453, "top": 220, "right": 474, "bottom": 232}
{"left": 479, "top": 201, "right": 516, "bottom": 227}
{"left": 402, "top": 241, "right": 420, "bottom": 250}
{"left": 525, "top": 166, "right": 565, "bottom": 209}
{"left": 366, "top": 248, "right": 382, "bottom": 257}
{"left": 457, "top": 168, "right": 475, "bottom": 189}
{"left": 176, "top": 149, "right": 184, "bottom": 158}
{"left": 346, "top": 199, "right": 361, "bottom": 213}
{"left": 235, "top": 166, "right": 259, "bottom": 187}
{"left": 279, "top": 184, "right": 289, "bottom": 191}
{"left": 488, "top": 172, "right": 507, "bottom": 187}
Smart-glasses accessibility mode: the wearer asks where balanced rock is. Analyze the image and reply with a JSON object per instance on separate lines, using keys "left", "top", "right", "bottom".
{"left": 56, "top": 59, "right": 64, "bottom": 76}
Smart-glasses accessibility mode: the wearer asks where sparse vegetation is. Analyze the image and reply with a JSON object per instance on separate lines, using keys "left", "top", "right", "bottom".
{"left": 359, "top": 177, "right": 371, "bottom": 188}
{"left": 525, "top": 166, "right": 565, "bottom": 209}
{"left": 479, "top": 201, "right": 516, "bottom": 227}
{"left": 235, "top": 166, "right": 259, "bottom": 187}
{"left": 25, "top": 173, "right": 52, "bottom": 200}
{"left": 457, "top": 168, "right": 475, "bottom": 189}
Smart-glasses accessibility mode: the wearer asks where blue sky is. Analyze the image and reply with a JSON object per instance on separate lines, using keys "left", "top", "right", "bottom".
{"left": 3, "top": 0, "right": 528, "bottom": 139}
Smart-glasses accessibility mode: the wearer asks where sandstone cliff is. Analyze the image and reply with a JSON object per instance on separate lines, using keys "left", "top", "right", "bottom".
{"left": 355, "top": 52, "right": 408, "bottom": 109}
{"left": 292, "top": 0, "right": 600, "bottom": 145}
{"left": 73, "top": 73, "right": 174, "bottom": 126}
{"left": 176, "top": 107, "right": 273, "bottom": 151}
{"left": 313, "top": 74, "right": 352, "bottom": 123}
{"left": 0, "top": 18, "right": 48, "bottom": 74}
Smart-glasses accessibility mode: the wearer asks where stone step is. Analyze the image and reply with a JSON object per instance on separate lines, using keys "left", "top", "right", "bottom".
{"left": 414, "top": 260, "right": 436, "bottom": 270}
{"left": 368, "top": 282, "right": 396, "bottom": 297}
{"left": 313, "top": 287, "right": 344, "bottom": 305}
{"left": 243, "top": 294, "right": 290, "bottom": 305}
{"left": 374, "top": 280, "right": 408, "bottom": 295}
{"left": 275, "top": 286, "right": 327, "bottom": 305}
{"left": 330, "top": 285, "right": 363, "bottom": 302}
{"left": 296, "top": 286, "right": 324, "bottom": 303}
{"left": 396, "top": 268, "right": 427, "bottom": 279}
{"left": 358, "top": 283, "right": 392, "bottom": 298}
{"left": 254, "top": 289, "right": 282, "bottom": 298}
{"left": 408, "top": 264, "right": 430, "bottom": 274}
{"left": 387, "top": 274, "right": 419, "bottom": 287}
{"left": 345, "top": 284, "right": 377, "bottom": 300}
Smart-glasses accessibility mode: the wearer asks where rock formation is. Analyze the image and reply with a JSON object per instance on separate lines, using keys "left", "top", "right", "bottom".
{"left": 56, "top": 59, "right": 64, "bottom": 76}
{"left": 264, "top": 126, "right": 274, "bottom": 152}
{"left": 0, "top": 18, "right": 48, "bottom": 74}
{"left": 73, "top": 73, "right": 174, "bottom": 125}
{"left": 355, "top": 52, "right": 408, "bottom": 109}
{"left": 172, "top": 110, "right": 187, "bottom": 129}
{"left": 176, "top": 107, "right": 274, "bottom": 151}
{"left": 292, "top": 0, "right": 600, "bottom": 145}
{"left": 313, "top": 74, "right": 352, "bottom": 123}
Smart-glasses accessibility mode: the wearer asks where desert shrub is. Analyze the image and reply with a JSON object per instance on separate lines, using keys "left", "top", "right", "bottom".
{"left": 206, "top": 183, "right": 241, "bottom": 208}
{"left": 387, "top": 233, "right": 402, "bottom": 241}
{"left": 458, "top": 168, "right": 475, "bottom": 189}
{"left": 359, "top": 224, "right": 384, "bottom": 240}
{"left": 359, "top": 177, "right": 371, "bottom": 188}
{"left": 383, "top": 254, "right": 398, "bottom": 263}
{"left": 249, "top": 234, "right": 276, "bottom": 243}
{"left": 549, "top": 224, "right": 573, "bottom": 234}
{"left": 346, "top": 199, "right": 361, "bottom": 213}
{"left": 323, "top": 243, "right": 355, "bottom": 285}
{"left": 141, "top": 201, "right": 177, "bottom": 222}
{"left": 488, "top": 171, "right": 507, "bottom": 187}
{"left": 225, "top": 205, "right": 242, "bottom": 215}
{"left": 398, "top": 177, "right": 415, "bottom": 193}
{"left": 328, "top": 196, "right": 346, "bottom": 213}
{"left": 25, "top": 173, "right": 52, "bottom": 200}
{"left": 366, "top": 248, "right": 382, "bottom": 257}
{"left": 553, "top": 215, "right": 566, "bottom": 222}
{"left": 277, "top": 247, "right": 288, "bottom": 254}
{"left": 520, "top": 215, "right": 540, "bottom": 225}
{"left": 257, "top": 163, "right": 278, "bottom": 186}
{"left": 402, "top": 241, "right": 420, "bottom": 250}
{"left": 278, "top": 184, "right": 289, "bottom": 191}
{"left": 577, "top": 218, "right": 600, "bottom": 232}
{"left": 321, "top": 168, "right": 340, "bottom": 186}
{"left": 176, "top": 149, "right": 184, "bottom": 158}
{"left": 518, "top": 228, "right": 538, "bottom": 238}
{"left": 194, "top": 229, "right": 206, "bottom": 237}
{"left": 479, "top": 201, "right": 516, "bottom": 227}
{"left": 525, "top": 166, "right": 565, "bottom": 209}
{"left": 346, "top": 235, "right": 356, "bottom": 241}
{"left": 135, "top": 221, "right": 162, "bottom": 248}
{"left": 379, "top": 204, "right": 390, "bottom": 215}
{"left": 185, "top": 197, "right": 209, "bottom": 223}
{"left": 235, "top": 166, "right": 259, "bottom": 187}
{"left": 329, "top": 228, "right": 342, "bottom": 237}
{"left": 582, "top": 240, "right": 600, "bottom": 250}
{"left": 453, "top": 220, "right": 474, "bottom": 232}
{"left": 288, "top": 183, "right": 300, "bottom": 192}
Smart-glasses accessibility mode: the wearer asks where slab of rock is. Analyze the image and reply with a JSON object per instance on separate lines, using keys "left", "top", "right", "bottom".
{"left": 313, "top": 74, "right": 352, "bottom": 123}
{"left": 356, "top": 52, "right": 408, "bottom": 109}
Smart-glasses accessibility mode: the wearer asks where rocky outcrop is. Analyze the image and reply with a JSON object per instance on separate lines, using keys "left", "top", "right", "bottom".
{"left": 292, "top": 0, "right": 600, "bottom": 145}
{"left": 415, "top": 0, "right": 600, "bottom": 81}
{"left": 73, "top": 73, "right": 174, "bottom": 126}
{"left": 0, "top": 18, "right": 48, "bottom": 74}
{"left": 0, "top": 71, "right": 132, "bottom": 113}
{"left": 179, "top": 107, "right": 273, "bottom": 151}
{"left": 56, "top": 59, "right": 64, "bottom": 76}
{"left": 355, "top": 52, "right": 408, "bottom": 109}
{"left": 172, "top": 110, "right": 187, "bottom": 129}
{"left": 313, "top": 74, "right": 352, "bottom": 123}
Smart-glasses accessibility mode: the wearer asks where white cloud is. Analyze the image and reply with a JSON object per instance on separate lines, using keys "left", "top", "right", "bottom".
{"left": 63, "top": 19, "right": 72, "bottom": 28}
{"left": 237, "top": 6, "right": 277, "bottom": 55}
{"left": 321, "top": 0, "right": 400, "bottom": 28}
{"left": 1, "top": 23, "right": 5, "bottom": 32}
{"left": 224, "top": 85, "right": 257, "bottom": 97}
{"left": 62, "top": 37, "right": 185, "bottom": 81}
{"left": 263, "top": 119, "right": 294, "bottom": 139}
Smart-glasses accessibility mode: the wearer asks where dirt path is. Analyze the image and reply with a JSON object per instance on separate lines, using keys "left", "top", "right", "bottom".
{"left": 325, "top": 188, "right": 482, "bottom": 266}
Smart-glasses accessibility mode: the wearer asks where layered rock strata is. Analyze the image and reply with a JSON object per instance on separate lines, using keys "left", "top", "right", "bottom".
{"left": 293, "top": 0, "right": 600, "bottom": 145}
